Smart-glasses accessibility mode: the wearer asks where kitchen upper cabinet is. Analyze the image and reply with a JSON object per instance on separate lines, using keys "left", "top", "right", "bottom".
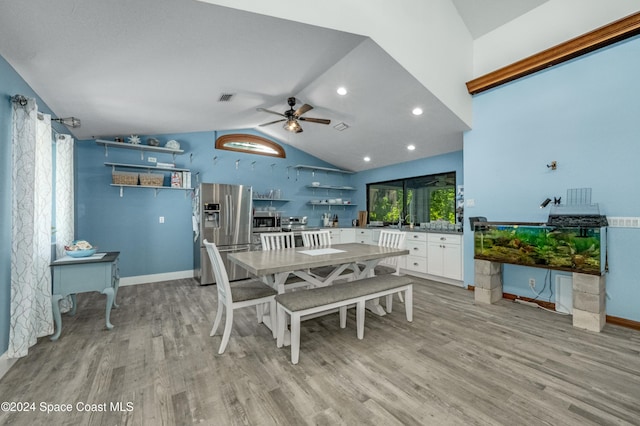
{"left": 427, "top": 233, "right": 462, "bottom": 281}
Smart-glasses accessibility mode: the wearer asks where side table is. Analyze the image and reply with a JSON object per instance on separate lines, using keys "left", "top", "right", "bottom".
{"left": 50, "top": 251, "right": 120, "bottom": 340}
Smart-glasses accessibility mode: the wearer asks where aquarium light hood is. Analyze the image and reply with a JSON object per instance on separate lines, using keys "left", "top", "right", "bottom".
{"left": 546, "top": 188, "right": 608, "bottom": 228}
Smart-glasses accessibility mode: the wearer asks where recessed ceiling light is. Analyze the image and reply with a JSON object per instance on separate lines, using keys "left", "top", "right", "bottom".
{"left": 412, "top": 107, "right": 423, "bottom": 116}
{"left": 363, "top": 156, "right": 371, "bottom": 162}
{"left": 407, "top": 144, "right": 416, "bottom": 151}
{"left": 337, "top": 87, "right": 348, "bottom": 96}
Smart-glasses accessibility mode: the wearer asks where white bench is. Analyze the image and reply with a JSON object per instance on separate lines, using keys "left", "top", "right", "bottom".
{"left": 275, "top": 275, "right": 413, "bottom": 364}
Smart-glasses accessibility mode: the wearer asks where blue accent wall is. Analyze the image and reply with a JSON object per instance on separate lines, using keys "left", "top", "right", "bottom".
{"left": 74, "top": 129, "right": 353, "bottom": 278}
{"left": 463, "top": 35, "right": 640, "bottom": 321}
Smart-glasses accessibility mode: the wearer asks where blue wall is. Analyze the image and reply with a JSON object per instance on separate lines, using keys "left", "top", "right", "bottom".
{"left": 74, "top": 129, "right": 354, "bottom": 278}
{"left": 463, "top": 35, "right": 640, "bottom": 321}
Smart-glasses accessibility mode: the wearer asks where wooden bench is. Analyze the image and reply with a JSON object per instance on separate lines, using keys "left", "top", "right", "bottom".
{"left": 275, "top": 275, "right": 413, "bottom": 364}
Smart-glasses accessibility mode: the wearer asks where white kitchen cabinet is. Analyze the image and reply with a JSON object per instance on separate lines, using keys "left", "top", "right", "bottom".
{"left": 427, "top": 233, "right": 462, "bottom": 280}
{"left": 340, "top": 228, "right": 356, "bottom": 243}
{"left": 404, "top": 232, "right": 427, "bottom": 274}
{"left": 355, "top": 229, "right": 373, "bottom": 245}
{"left": 329, "top": 229, "right": 341, "bottom": 244}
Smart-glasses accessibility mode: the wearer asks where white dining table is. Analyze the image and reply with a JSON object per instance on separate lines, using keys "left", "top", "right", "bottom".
{"left": 228, "top": 243, "right": 409, "bottom": 323}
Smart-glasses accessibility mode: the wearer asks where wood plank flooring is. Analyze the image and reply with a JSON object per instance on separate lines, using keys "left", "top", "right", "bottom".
{"left": 1, "top": 277, "right": 639, "bottom": 425}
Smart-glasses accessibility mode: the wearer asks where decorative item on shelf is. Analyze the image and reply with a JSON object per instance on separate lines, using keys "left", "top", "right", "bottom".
{"left": 165, "top": 139, "right": 180, "bottom": 150}
{"left": 311, "top": 181, "right": 320, "bottom": 187}
{"left": 147, "top": 137, "right": 160, "bottom": 146}
{"left": 114, "top": 137, "right": 124, "bottom": 143}
{"left": 128, "top": 135, "right": 141, "bottom": 145}
{"left": 112, "top": 171, "right": 139, "bottom": 185}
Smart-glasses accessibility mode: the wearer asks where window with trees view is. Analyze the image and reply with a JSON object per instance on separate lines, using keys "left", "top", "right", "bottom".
{"left": 366, "top": 172, "right": 456, "bottom": 225}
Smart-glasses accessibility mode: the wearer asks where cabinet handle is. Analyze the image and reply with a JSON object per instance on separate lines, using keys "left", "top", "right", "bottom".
{"left": 413, "top": 262, "right": 419, "bottom": 266}
{"left": 440, "top": 237, "right": 446, "bottom": 241}
{"left": 413, "top": 247, "right": 419, "bottom": 250}
{"left": 413, "top": 235, "right": 419, "bottom": 238}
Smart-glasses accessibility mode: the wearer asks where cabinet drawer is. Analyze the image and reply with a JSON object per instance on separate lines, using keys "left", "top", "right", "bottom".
{"left": 406, "top": 241, "right": 427, "bottom": 257}
{"left": 406, "top": 232, "right": 427, "bottom": 242}
{"left": 427, "top": 233, "right": 461, "bottom": 245}
{"left": 405, "top": 255, "right": 428, "bottom": 273}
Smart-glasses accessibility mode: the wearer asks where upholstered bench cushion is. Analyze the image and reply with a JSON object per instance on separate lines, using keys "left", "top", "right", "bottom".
{"left": 275, "top": 275, "right": 413, "bottom": 312}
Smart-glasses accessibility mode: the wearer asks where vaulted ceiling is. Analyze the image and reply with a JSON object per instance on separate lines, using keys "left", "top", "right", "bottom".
{"left": 1, "top": 0, "right": 549, "bottom": 171}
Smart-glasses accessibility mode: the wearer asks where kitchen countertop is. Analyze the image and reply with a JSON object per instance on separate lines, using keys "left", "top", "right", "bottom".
{"left": 321, "top": 226, "right": 463, "bottom": 235}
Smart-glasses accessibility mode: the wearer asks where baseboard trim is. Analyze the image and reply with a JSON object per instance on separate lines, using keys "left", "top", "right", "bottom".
{"left": 0, "top": 351, "right": 18, "bottom": 381}
{"left": 606, "top": 315, "right": 640, "bottom": 331}
{"left": 119, "top": 270, "right": 195, "bottom": 287}
{"left": 471, "top": 287, "right": 640, "bottom": 331}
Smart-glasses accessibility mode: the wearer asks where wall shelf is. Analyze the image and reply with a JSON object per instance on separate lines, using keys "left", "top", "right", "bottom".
{"left": 294, "top": 164, "right": 353, "bottom": 174}
{"left": 96, "top": 139, "right": 184, "bottom": 161}
{"left": 110, "top": 184, "right": 192, "bottom": 198}
{"left": 105, "top": 162, "right": 190, "bottom": 172}
{"left": 307, "top": 185, "right": 356, "bottom": 191}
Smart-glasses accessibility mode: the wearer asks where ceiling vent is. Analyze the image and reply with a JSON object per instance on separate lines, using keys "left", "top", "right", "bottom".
{"left": 218, "top": 93, "right": 235, "bottom": 102}
{"left": 333, "top": 122, "right": 349, "bottom": 131}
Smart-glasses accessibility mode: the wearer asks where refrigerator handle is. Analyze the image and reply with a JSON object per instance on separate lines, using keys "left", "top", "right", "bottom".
{"left": 225, "top": 194, "right": 230, "bottom": 235}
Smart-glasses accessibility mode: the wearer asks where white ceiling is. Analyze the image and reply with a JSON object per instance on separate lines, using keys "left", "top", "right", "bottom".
{"left": 0, "top": 0, "right": 547, "bottom": 171}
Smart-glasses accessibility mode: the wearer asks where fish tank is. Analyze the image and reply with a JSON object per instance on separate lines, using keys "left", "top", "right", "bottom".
{"left": 473, "top": 222, "right": 606, "bottom": 275}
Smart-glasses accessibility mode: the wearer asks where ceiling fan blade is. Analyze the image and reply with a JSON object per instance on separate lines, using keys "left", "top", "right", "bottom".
{"left": 257, "top": 108, "right": 286, "bottom": 118}
{"left": 293, "top": 104, "right": 313, "bottom": 117}
{"left": 259, "top": 119, "right": 286, "bottom": 127}
{"left": 298, "top": 117, "right": 331, "bottom": 125}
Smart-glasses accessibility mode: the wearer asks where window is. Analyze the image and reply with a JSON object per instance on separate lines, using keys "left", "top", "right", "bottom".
{"left": 367, "top": 172, "right": 456, "bottom": 225}
{"left": 215, "top": 134, "right": 286, "bottom": 158}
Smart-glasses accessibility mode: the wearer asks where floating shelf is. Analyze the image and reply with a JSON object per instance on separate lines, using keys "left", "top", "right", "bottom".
{"left": 105, "top": 162, "right": 190, "bottom": 172}
{"left": 96, "top": 139, "right": 184, "bottom": 160}
{"left": 294, "top": 164, "right": 354, "bottom": 174}
{"left": 110, "top": 184, "right": 192, "bottom": 198}
{"left": 253, "top": 198, "right": 291, "bottom": 202}
{"left": 306, "top": 185, "right": 356, "bottom": 191}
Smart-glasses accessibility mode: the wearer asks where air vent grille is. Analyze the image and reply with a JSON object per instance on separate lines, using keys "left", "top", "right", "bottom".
{"left": 218, "top": 93, "right": 235, "bottom": 102}
{"left": 333, "top": 122, "right": 349, "bottom": 131}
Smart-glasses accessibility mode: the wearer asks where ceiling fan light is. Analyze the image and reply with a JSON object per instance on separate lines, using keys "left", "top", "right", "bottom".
{"left": 284, "top": 119, "right": 301, "bottom": 133}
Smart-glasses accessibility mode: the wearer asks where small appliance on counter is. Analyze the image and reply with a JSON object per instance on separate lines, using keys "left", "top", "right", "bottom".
{"left": 281, "top": 216, "right": 320, "bottom": 246}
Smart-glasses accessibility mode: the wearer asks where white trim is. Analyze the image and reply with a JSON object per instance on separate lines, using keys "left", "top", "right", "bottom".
{"left": 0, "top": 351, "right": 18, "bottom": 381}
{"left": 119, "top": 270, "right": 195, "bottom": 287}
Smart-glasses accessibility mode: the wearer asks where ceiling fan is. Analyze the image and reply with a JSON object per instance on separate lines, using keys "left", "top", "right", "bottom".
{"left": 257, "top": 97, "right": 330, "bottom": 133}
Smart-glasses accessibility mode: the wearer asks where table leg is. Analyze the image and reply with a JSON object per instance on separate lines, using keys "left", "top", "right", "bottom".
{"left": 50, "top": 294, "right": 63, "bottom": 341}
{"left": 112, "top": 275, "right": 120, "bottom": 309}
{"left": 101, "top": 287, "right": 115, "bottom": 330}
{"left": 69, "top": 294, "right": 77, "bottom": 316}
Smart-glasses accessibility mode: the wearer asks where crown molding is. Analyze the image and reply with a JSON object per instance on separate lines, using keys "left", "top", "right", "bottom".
{"left": 466, "top": 12, "right": 640, "bottom": 95}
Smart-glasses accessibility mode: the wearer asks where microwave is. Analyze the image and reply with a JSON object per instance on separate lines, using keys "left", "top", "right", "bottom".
{"left": 252, "top": 211, "right": 281, "bottom": 233}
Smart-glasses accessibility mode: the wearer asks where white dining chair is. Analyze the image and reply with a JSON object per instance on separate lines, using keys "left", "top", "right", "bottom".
{"left": 301, "top": 230, "right": 331, "bottom": 247}
{"left": 204, "top": 240, "right": 277, "bottom": 354}
{"left": 260, "top": 232, "right": 294, "bottom": 251}
{"left": 375, "top": 230, "right": 407, "bottom": 305}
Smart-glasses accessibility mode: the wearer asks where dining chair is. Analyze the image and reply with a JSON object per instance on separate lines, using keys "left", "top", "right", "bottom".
{"left": 204, "top": 240, "right": 277, "bottom": 354}
{"left": 260, "top": 232, "right": 294, "bottom": 251}
{"left": 301, "top": 230, "right": 332, "bottom": 247}
{"left": 375, "top": 230, "right": 407, "bottom": 303}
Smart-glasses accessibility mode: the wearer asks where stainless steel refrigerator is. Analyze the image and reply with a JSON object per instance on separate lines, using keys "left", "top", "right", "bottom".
{"left": 194, "top": 183, "right": 252, "bottom": 285}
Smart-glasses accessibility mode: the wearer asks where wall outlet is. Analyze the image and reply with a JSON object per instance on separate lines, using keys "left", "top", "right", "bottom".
{"left": 529, "top": 278, "right": 536, "bottom": 288}
{"left": 148, "top": 156, "right": 157, "bottom": 163}
{"left": 159, "top": 216, "right": 165, "bottom": 224}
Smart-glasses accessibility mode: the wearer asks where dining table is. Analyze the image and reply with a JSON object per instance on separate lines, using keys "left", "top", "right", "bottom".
{"left": 228, "top": 243, "right": 410, "bottom": 339}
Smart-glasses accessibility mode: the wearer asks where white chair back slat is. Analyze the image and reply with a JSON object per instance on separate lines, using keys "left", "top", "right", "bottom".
{"left": 378, "top": 230, "right": 406, "bottom": 269}
{"left": 301, "top": 230, "right": 332, "bottom": 247}
{"left": 203, "top": 240, "right": 231, "bottom": 301}
{"left": 260, "top": 232, "right": 294, "bottom": 251}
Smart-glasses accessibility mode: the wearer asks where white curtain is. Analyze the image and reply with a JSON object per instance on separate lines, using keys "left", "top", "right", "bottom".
{"left": 55, "top": 134, "right": 74, "bottom": 258}
{"left": 9, "top": 98, "right": 53, "bottom": 358}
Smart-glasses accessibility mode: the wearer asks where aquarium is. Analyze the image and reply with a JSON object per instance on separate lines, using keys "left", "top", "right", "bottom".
{"left": 474, "top": 223, "right": 606, "bottom": 275}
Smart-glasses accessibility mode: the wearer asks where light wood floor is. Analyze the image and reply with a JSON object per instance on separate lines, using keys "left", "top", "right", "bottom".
{"left": 1, "top": 277, "right": 639, "bottom": 426}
